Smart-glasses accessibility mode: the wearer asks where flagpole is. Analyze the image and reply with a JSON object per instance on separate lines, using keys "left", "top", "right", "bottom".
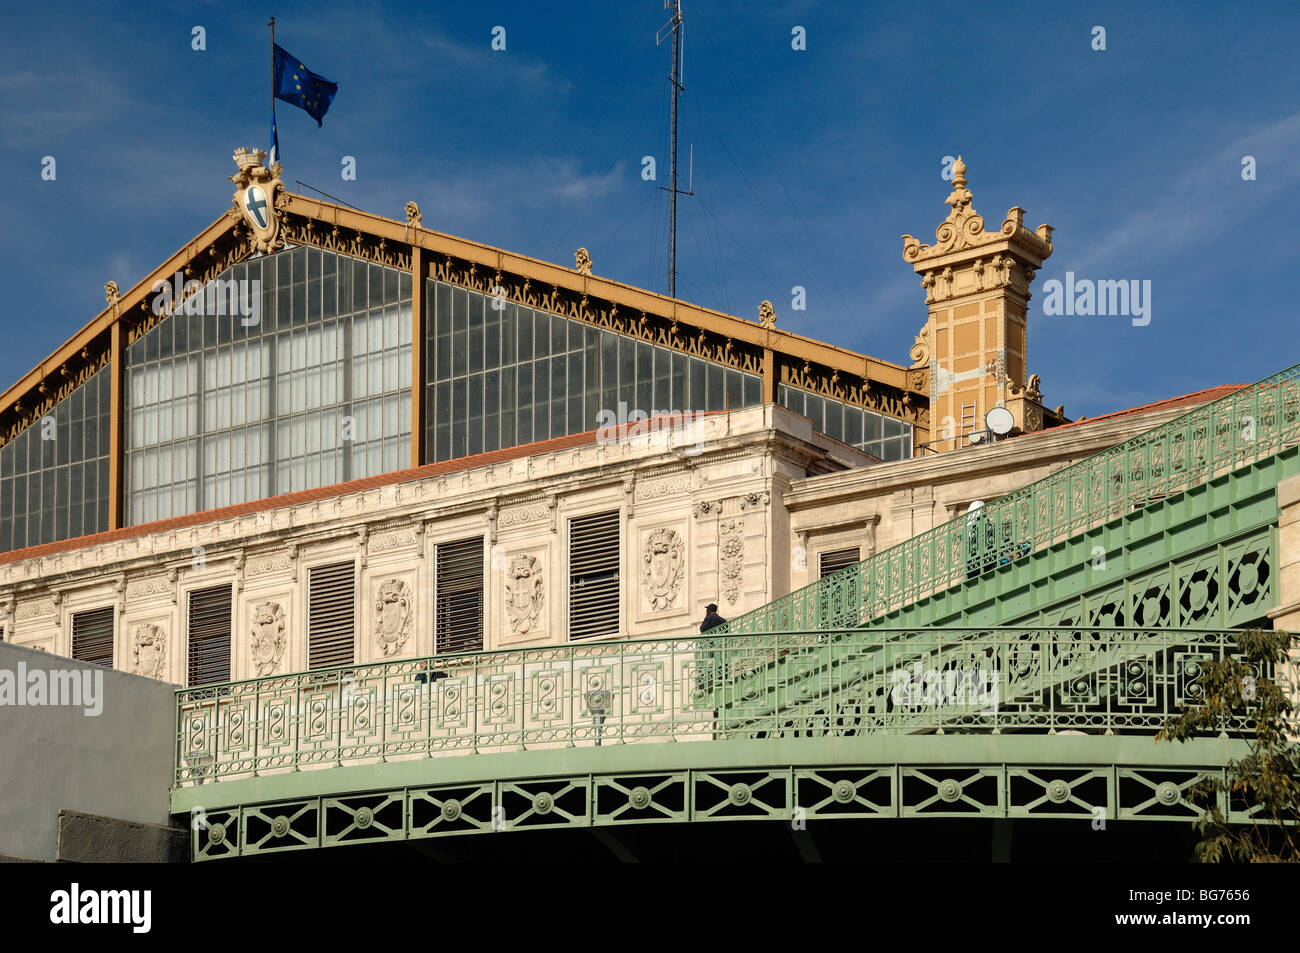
{"left": 268, "top": 16, "right": 277, "bottom": 164}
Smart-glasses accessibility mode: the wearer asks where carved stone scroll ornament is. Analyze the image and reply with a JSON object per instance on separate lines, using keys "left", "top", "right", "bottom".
{"left": 909, "top": 325, "right": 930, "bottom": 367}
{"left": 249, "top": 601, "right": 287, "bottom": 676}
{"left": 505, "top": 554, "right": 545, "bottom": 634}
{"left": 758, "top": 300, "right": 777, "bottom": 329}
{"left": 374, "top": 579, "right": 413, "bottom": 657}
{"left": 642, "top": 528, "right": 685, "bottom": 611}
{"left": 901, "top": 156, "right": 1053, "bottom": 267}
{"left": 132, "top": 624, "right": 167, "bottom": 679}
{"left": 574, "top": 247, "right": 593, "bottom": 276}
{"left": 692, "top": 500, "right": 721, "bottom": 520}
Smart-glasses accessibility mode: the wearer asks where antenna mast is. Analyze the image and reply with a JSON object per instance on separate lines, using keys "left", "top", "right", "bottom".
{"left": 657, "top": 0, "right": 690, "bottom": 299}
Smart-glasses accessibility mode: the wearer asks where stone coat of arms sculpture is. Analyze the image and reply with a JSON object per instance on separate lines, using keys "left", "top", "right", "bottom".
{"left": 374, "top": 579, "right": 414, "bottom": 657}
{"left": 249, "top": 601, "right": 287, "bottom": 676}
{"left": 230, "top": 147, "right": 286, "bottom": 254}
{"left": 505, "top": 554, "right": 545, "bottom": 634}
{"left": 132, "top": 624, "right": 167, "bottom": 679}
{"left": 642, "top": 528, "right": 685, "bottom": 610}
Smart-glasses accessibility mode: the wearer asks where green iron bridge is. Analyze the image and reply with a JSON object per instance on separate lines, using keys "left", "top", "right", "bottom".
{"left": 174, "top": 363, "right": 1300, "bottom": 861}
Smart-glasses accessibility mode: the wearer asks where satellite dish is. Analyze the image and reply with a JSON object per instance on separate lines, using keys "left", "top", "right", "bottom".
{"left": 965, "top": 499, "right": 985, "bottom": 522}
{"left": 968, "top": 500, "right": 985, "bottom": 511}
{"left": 968, "top": 431, "right": 984, "bottom": 444}
{"left": 986, "top": 407, "right": 1014, "bottom": 436}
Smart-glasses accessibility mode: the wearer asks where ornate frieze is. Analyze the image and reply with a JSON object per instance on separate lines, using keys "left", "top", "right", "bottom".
{"left": 281, "top": 217, "right": 412, "bottom": 271}
{"left": 374, "top": 579, "right": 413, "bottom": 657}
{"left": 781, "top": 362, "right": 913, "bottom": 423}
{"left": 368, "top": 527, "right": 419, "bottom": 554}
{"left": 919, "top": 254, "right": 1035, "bottom": 305}
{"left": 505, "top": 555, "right": 545, "bottom": 635}
{"left": 421, "top": 256, "right": 764, "bottom": 377}
{"left": 738, "top": 491, "right": 770, "bottom": 511}
{"left": 16, "top": 599, "right": 56, "bottom": 620}
{"left": 0, "top": 346, "right": 110, "bottom": 448}
{"left": 500, "top": 504, "right": 550, "bottom": 528}
{"left": 249, "top": 601, "right": 287, "bottom": 676}
{"left": 127, "top": 575, "right": 172, "bottom": 598}
{"left": 638, "top": 475, "right": 692, "bottom": 501}
{"left": 246, "top": 551, "right": 291, "bottom": 578}
{"left": 641, "top": 528, "right": 685, "bottom": 611}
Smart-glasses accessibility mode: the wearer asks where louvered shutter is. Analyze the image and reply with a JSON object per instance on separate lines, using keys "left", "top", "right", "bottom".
{"left": 72, "top": 606, "right": 115, "bottom": 667}
{"left": 568, "top": 511, "right": 621, "bottom": 640}
{"left": 187, "top": 584, "right": 232, "bottom": 686}
{"left": 819, "top": 546, "right": 861, "bottom": 578}
{"left": 436, "top": 537, "right": 484, "bottom": 654}
{"left": 309, "top": 561, "right": 355, "bottom": 669}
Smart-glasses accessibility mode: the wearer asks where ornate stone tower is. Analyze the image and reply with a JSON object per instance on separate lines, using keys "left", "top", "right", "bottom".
{"left": 902, "top": 158, "right": 1054, "bottom": 450}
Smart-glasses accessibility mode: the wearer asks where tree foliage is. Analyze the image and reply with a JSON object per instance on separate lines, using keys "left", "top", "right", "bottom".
{"left": 1157, "top": 628, "right": 1300, "bottom": 862}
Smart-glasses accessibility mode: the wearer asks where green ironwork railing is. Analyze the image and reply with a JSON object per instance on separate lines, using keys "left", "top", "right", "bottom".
{"left": 174, "top": 626, "right": 1288, "bottom": 788}
{"left": 721, "top": 363, "right": 1300, "bottom": 636}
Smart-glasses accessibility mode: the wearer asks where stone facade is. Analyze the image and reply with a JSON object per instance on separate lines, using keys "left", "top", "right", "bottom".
{"left": 0, "top": 394, "right": 1245, "bottom": 687}
{"left": 0, "top": 406, "right": 870, "bottom": 683}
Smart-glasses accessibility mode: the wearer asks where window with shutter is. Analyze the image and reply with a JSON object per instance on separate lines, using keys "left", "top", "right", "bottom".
{"left": 187, "top": 584, "right": 232, "bottom": 686}
{"left": 71, "top": 606, "right": 114, "bottom": 667}
{"left": 568, "top": 510, "right": 621, "bottom": 641}
{"left": 309, "top": 561, "right": 355, "bottom": 669}
{"left": 436, "top": 537, "right": 484, "bottom": 654}
{"left": 819, "top": 546, "right": 861, "bottom": 578}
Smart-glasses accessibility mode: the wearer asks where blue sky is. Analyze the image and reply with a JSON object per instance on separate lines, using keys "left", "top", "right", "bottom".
{"left": 1, "top": 0, "right": 1297, "bottom": 419}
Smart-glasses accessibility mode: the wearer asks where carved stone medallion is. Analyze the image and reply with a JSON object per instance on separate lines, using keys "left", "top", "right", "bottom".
{"left": 249, "top": 601, "right": 286, "bottom": 676}
{"left": 374, "top": 579, "right": 413, "bottom": 657}
{"left": 132, "top": 624, "right": 167, "bottom": 679}
{"left": 641, "top": 528, "right": 685, "bottom": 611}
{"left": 505, "top": 554, "right": 545, "bottom": 634}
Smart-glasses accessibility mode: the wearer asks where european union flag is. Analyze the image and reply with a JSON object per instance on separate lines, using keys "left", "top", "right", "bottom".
{"left": 273, "top": 44, "right": 337, "bottom": 126}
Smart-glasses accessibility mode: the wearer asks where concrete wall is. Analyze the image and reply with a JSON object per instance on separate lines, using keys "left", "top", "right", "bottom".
{"left": 0, "top": 642, "right": 177, "bottom": 861}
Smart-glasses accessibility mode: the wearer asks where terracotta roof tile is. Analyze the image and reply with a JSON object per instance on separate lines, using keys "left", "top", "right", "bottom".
{"left": 1027, "top": 384, "right": 1245, "bottom": 437}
